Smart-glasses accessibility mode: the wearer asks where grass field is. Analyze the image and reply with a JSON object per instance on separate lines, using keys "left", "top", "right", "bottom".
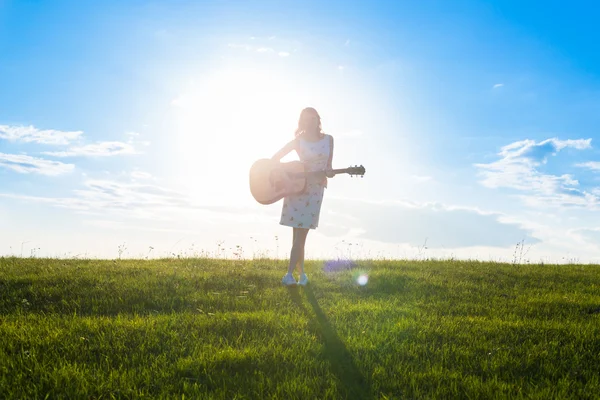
{"left": 1, "top": 257, "right": 599, "bottom": 399}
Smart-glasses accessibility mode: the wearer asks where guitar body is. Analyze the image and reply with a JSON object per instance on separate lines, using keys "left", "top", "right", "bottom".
{"left": 249, "top": 159, "right": 308, "bottom": 205}
{"left": 249, "top": 158, "right": 366, "bottom": 205}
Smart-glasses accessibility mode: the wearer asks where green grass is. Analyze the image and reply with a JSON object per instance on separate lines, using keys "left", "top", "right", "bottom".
{"left": 1, "top": 257, "right": 599, "bottom": 399}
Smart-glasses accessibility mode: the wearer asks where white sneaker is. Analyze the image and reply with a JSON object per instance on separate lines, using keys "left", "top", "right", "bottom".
{"left": 298, "top": 273, "right": 309, "bottom": 286}
{"left": 282, "top": 273, "right": 297, "bottom": 286}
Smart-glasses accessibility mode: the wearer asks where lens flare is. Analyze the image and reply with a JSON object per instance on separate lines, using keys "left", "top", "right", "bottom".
{"left": 357, "top": 274, "right": 369, "bottom": 286}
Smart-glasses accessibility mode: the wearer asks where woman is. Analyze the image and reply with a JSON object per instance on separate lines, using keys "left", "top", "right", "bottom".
{"left": 271, "top": 107, "right": 334, "bottom": 286}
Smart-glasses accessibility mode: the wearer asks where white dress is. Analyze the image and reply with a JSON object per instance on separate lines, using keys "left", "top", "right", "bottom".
{"left": 280, "top": 134, "right": 332, "bottom": 229}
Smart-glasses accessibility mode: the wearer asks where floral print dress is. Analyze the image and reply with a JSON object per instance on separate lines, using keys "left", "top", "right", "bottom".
{"left": 280, "top": 134, "right": 332, "bottom": 230}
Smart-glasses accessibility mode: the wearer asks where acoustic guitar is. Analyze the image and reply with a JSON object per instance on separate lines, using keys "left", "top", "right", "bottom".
{"left": 249, "top": 158, "right": 366, "bottom": 205}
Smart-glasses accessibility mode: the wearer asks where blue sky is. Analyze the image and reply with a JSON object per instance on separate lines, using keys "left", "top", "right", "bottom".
{"left": 2, "top": 0, "right": 600, "bottom": 261}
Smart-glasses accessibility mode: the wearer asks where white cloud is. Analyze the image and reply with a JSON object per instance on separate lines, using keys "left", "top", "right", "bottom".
{"left": 0, "top": 177, "right": 267, "bottom": 221}
{"left": 131, "top": 170, "right": 153, "bottom": 180}
{"left": 0, "top": 124, "right": 143, "bottom": 155}
{"left": 517, "top": 191, "right": 598, "bottom": 209}
{"left": 256, "top": 47, "right": 273, "bottom": 53}
{"left": 278, "top": 51, "right": 290, "bottom": 57}
{"left": 0, "top": 153, "right": 74, "bottom": 176}
{"left": 42, "top": 141, "right": 137, "bottom": 157}
{"left": 551, "top": 138, "right": 591, "bottom": 150}
{"left": 0, "top": 125, "right": 82, "bottom": 145}
{"left": 572, "top": 227, "right": 600, "bottom": 248}
{"left": 475, "top": 137, "right": 597, "bottom": 208}
{"left": 576, "top": 161, "right": 600, "bottom": 171}
{"left": 0, "top": 179, "right": 190, "bottom": 219}
{"left": 496, "top": 138, "right": 591, "bottom": 162}
{"left": 493, "top": 83, "right": 504, "bottom": 89}
{"left": 320, "top": 197, "right": 539, "bottom": 248}
{"left": 83, "top": 219, "right": 200, "bottom": 235}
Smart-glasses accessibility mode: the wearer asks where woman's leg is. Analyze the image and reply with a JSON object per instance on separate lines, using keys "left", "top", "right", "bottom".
{"left": 287, "top": 228, "right": 309, "bottom": 275}
{"left": 292, "top": 228, "right": 297, "bottom": 250}
{"left": 287, "top": 228, "right": 300, "bottom": 275}
{"left": 296, "top": 228, "right": 309, "bottom": 275}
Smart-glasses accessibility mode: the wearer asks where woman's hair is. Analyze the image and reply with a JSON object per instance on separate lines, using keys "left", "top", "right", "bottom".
{"left": 294, "top": 107, "right": 325, "bottom": 138}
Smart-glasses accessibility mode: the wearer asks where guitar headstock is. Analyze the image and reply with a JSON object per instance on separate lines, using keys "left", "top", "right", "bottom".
{"left": 347, "top": 164, "right": 366, "bottom": 177}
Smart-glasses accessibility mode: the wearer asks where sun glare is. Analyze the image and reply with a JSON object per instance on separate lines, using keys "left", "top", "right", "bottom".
{"left": 357, "top": 274, "right": 369, "bottom": 286}
{"left": 171, "top": 67, "right": 310, "bottom": 205}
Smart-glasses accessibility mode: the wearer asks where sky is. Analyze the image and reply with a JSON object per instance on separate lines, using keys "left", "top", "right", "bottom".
{"left": 2, "top": 0, "right": 600, "bottom": 262}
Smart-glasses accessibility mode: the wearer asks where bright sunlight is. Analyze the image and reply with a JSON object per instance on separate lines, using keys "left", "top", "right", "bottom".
{"left": 170, "top": 66, "right": 317, "bottom": 205}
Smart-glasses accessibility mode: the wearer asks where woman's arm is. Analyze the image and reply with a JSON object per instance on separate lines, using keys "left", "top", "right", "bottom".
{"left": 271, "top": 139, "right": 297, "bottom": 161}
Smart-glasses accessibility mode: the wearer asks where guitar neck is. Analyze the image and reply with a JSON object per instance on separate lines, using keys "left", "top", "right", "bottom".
{"left": 290, "top": 168, "right": 355, "bottom": 178}
{"left": 328, "top": 168, "right": 354, "bottom": 176}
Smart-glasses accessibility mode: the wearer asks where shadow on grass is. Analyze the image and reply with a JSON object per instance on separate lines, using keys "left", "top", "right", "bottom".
{"left": 288, "top": 286, "right": 371, "bottom": 399}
